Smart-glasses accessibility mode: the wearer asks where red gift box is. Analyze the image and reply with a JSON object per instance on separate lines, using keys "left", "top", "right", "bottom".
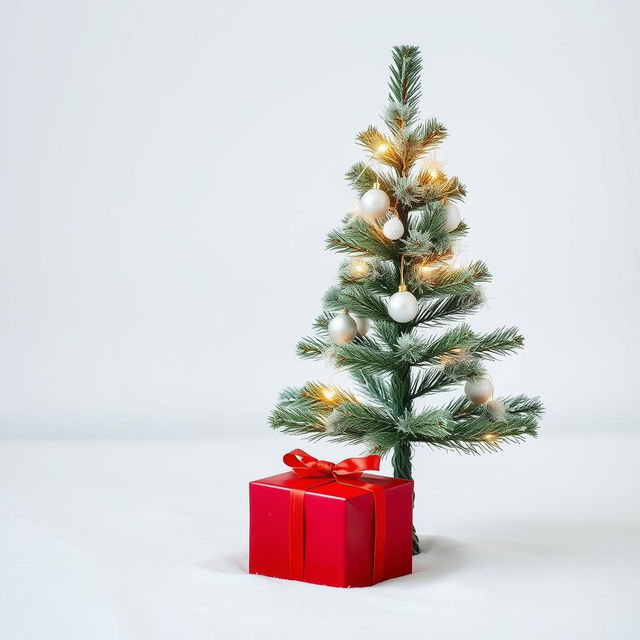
{"left": 249, "top": 449, "right": 413, "bottom": 587}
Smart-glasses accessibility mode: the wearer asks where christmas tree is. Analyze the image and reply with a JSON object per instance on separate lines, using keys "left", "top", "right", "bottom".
{"left": 270, "top": 46, "right": 543, "bottom": 554}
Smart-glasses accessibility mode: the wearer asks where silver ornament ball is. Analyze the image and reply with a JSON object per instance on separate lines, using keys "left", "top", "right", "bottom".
{"left": 444, "top": 202, "right": 461, "bottom": 232}
{"left": 360, "top": 188, "right": 390, "bottom": 221}
{"left": 382, "top": 217, "right": 404, "bottom": 240}
{"left": 328, "top": 313, "right": 358, "bottom": 343}
{"left": 465, "top": 377, "right": 494, "bottom": 404}
{"left": 352, "top": 315, "right": 370, "bottom": 336}
{"left": 388, "top": 290, "right": 419, "bottom": 323}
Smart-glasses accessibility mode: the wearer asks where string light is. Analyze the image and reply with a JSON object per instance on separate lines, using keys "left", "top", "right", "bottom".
{"left": 438, "top": 348, "right": 469, "bottom": 366}
{"left": 414, "top": 254, "right": 464, "bottom": 281}
{"left": 350, "top": 257, "right": 372, "bottom": 279}
{"left": 321, "top": 387, "right": 337, "bottom": 402}
{"left": 319, "top": 385, "right": 361, "bottom": 405}
{"left": 421, "top": 152, "right": 446, "bottom": 180}
{"left": 483, "top": 433, "right": 498, "bottom": 442}
{"left": 415, "top": 261, "right": 437, "bottom": 281}
{"left": 376, "top": 143, "right": 389, "bottom": 154}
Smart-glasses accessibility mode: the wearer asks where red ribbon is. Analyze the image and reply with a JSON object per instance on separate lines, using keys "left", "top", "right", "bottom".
{"left": 283, "top": 449, "right": 387, "bottom": 585}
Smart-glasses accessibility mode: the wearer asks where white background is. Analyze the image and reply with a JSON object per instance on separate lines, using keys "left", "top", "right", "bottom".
{"left": 1, "top": 0, "right": 639, "bottom": 438}
{"left": 2, "top": 3, "right": 640, "bottom": 638}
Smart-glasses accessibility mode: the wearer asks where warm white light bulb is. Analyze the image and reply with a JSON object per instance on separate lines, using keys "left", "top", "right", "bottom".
{"left": 322, "top": 387, "right": 336, "bottom": 401}
{"left": 422, "top": 152, "right": 445, "bottom": 180}
{"left": 417, "top": 262, "right": 435, "bottom": 279}
{"left": 350, "top": 258, "right": 370, "bottom": 278}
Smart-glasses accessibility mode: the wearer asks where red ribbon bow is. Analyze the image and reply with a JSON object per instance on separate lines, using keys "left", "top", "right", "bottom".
{"left": 282, "top": 448, "right": 386, "bottom": 585}
{"left": 283, "top": 448, "right": 381, "bottom": 479}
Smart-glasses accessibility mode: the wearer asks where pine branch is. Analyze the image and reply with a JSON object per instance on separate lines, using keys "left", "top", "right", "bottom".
{"left": 413, "top": 290, "right": 486, "bottom": 326}
{"left": 386, "top": 45, "right": 422, "bottom": 131}
{"left": 410, "top": 367, "right": 456, "bottom": 399}
{"left": 410, "top": 200, "right": 447, "bottom": 233}
{"left": 440, "top": 352, "right": 486, "bottom": 382}
{"left": 312, "top": 311, "right": 333, "bottom": 336}
{"left": 450, "top": 412, "right": 538, "bottom": 443}
{"left": 397, "top": 119, "right": 449, "bottom": 168}
{"left": 332, "top": 342, "right": 399, "bottom": 375}
{"left": 271, "top": 387, "right": 400, "bottom": 447}
{"left": 470, "top": 327, "right": 525, "bottom": 360}
{"left": 272, "top": 398, "right": 404, "bottom": 456}
{"left": 409, "top": 201, "right": 469, "bottom": 254}
{"left": 371, "top": 318, "right": 402, "bottom": 348}
{"left": 300, "top": 381, "right": 361, "bottom": 408}
{"left": 413, "top": 118, "right": 448, "bottom": 150}
{"left": 368, "top": 260, "right": 400, "bottom": 296}
{"left": 445, "top": 395, "right": 479, "bottom": 419}
{"left": 296, "top": 336, "right": 328, "bottom": 360}
{"left": 337, "top": 258, "right": 379, "bottom": 287}
{"left": 407, "top": 261, "right": 491, "bottom": 298}
{"left": 326, "top": 217, "right": 399, "bottom": 260}
{"left": 446, "top": 394, "right": 544, "bottom": 422}
{"left": 352, "top": 369, "right": 392, "bottom": 406}
{"left": 409, "top": 396, "right": 542, "bottom": 453}
{"left": 396, "top": 409, "right": 452, "bottom": 438}
{"left": 389, "top": 173, "right": 465, "bottom": 208}
{"left": 412, "top": 173, "right": 467, "bottom": 203}
{"left": 329, "top": 401, "right": 397, "bottom": 434}
{"left": 321, "top": 283, "right": 390, "bottom": 323}
{"left": 269, "top": 404, "right": 324, "bottom": 435}
{"left": 273, "top": 387, "right": 543, "bottom": 456}
{"left": 396, "top": 324, "right": 476, "bottom": 365}
{"left": 357, "top": 126, "right": 403, "bottom": 171}
{"left": 399, "top": 325, "right": 524, "bottom": 368}
{"left": 339, "top": 283, "right": 391, "bottom": 322}
{"left": 345, "top": 163, "right": 396, "bottom": 198}
{"left": 501, "top": 394, "right": 545, "bottom": 417}
{"left": 391, "top": 176, "right": 423, "bottom": 207}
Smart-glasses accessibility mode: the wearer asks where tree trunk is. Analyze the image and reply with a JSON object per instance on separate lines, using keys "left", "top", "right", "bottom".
{"left": 392, "top": 440, "right": 420, "bottom": 554}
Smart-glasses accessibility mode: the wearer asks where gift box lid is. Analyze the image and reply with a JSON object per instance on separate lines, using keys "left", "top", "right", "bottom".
{"left": 251, "top": 471, "right": 413, "bottom": 500}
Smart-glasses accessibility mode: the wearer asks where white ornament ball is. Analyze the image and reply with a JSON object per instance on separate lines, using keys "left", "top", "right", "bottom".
{"left": 352, "top": 315, "right": 370, "bottom": 336}
{"left": 328, "top": 313, "right": 358, "bottom": 343}
{"left": 360, "top": 188, "right": 390, "bottom": 221}
{"left": 465, "top": 377, "right": 494, "bottom": 404}
{"left": 388, "top": 290, "right": 419, "bottom": 323}
{"left": 444, "top": 202, "right": 461, "bottom": 232}
{"left": 382, "top": 217, "right": 404, "bottom": 240}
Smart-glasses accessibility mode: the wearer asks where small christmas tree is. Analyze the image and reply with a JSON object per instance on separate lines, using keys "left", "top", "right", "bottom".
{"left": 270, "top": 46, "right": 543, "bottom": 554}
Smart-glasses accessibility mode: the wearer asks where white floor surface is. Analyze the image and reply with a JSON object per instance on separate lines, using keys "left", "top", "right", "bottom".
{"left": 1, "top": 434, "right": 638, "bottom": 639}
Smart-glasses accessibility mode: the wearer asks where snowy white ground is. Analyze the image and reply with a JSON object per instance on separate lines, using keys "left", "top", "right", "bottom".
{"left": 1, "top": 434, "right": 639, "bottom": 639}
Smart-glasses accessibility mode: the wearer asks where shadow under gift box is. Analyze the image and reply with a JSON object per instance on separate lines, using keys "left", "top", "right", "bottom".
{"left": 249, "top": 471, "right": 413, "bottom": 587}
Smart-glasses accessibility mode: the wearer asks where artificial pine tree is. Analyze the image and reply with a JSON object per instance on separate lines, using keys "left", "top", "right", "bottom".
{"left": 270, "top": 46, "right": 543, "bottom": 554}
